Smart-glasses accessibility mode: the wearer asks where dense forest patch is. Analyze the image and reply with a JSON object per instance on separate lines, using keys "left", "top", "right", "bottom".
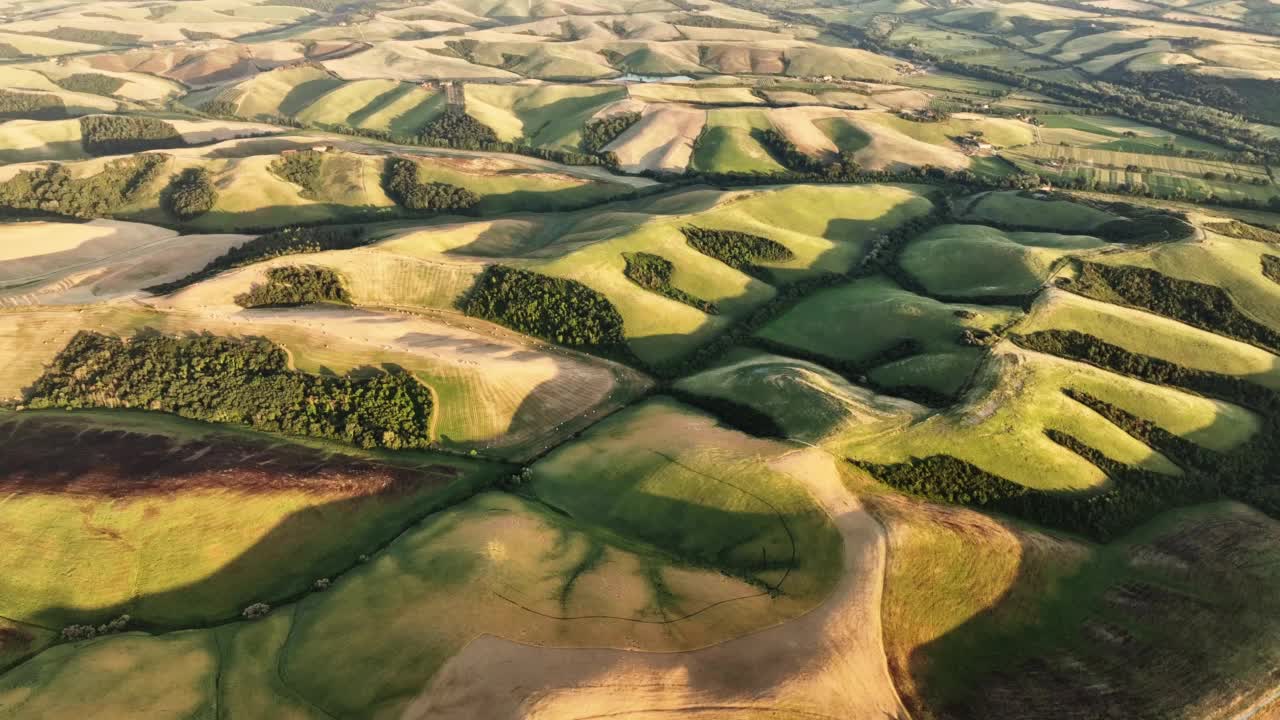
{"left": 462, "top": 265, "right": 628, "bottom": 354}
{"left": 31, "top": 28, "right": 140, "bottom": 45}
{"left": 622, "top": 252, "right": 718, "bottom": 314}
{"left": 0, "top": 155, "right": 164, "bottom": 218}
{"left": 25, "top": 330, "right": 434, "bottom": 450}
{"left": 383, "top": 157, "right": 479, "bottom": 211}
{"left": 581, "top": 112, "right": 640, "bottom": 154}
{"left": 418, "top": 107, "right": 499, "bottom": 147}
{"left": 145, "top": 226, "right": 367, "bottom": 294}
{"left": 268, "top": 150, "right": 324, "bottom": 196}
{"left": 162, "top": 167, "right": 217, "bottom": 220}
{"left": 681, "top": 226, "right": 795, "bottom": 280}
{"left": 1065, "top": 261, "right": 1280, "bottom": 353}
{"left": 79, "top": 115, "right": 186, "bottom": 155}
{"left": 0, "top": 89, "right": 67, "bottom": 120}
{"left": 52, "top": 74, "right": 125, "bottom": 97}
{"left": 235, "top": 266, "right": 351, "bottom": 308}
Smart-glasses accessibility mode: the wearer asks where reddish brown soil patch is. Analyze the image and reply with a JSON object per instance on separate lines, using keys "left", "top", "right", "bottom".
{"left": 0, "top": 416, "right": 458, "bottom": 499}
{"left": 0, "top": 628, "right": 33, "bottom": 655}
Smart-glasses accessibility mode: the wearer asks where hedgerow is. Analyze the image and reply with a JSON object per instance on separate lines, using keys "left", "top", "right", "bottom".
{"left": 26, "top": 330, "right": 434, "bottom": 450}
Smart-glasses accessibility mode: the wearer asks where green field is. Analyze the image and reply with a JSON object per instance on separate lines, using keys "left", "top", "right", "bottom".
{"left": 899, "top": 224, "right": 1106, "bottom": 298}
{"left": 756, "top": 274, "right": 1021, "bottom": 367}
{"left": 690, "top": 108, "right": 786, "bottom": 175}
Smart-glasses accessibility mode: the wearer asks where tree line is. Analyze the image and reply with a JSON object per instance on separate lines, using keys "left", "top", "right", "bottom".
{"left": 235, "top": 266, "right": 352, "bottom": 308}
{"left": 581, "top": 112, "right": 640, "bottom": 154}
{"left": 1064, "top": 261, "right": 1280, "bottom": 354}
{"left": 145, "top": 226, "right": 367, "bottom": 294}
{"left": 25, "top": 330, "right": 435, "bottom": 450}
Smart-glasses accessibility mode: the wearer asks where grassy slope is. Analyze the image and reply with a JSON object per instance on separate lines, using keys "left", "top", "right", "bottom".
{"left": 899, "top": 224, "right": 1106, "bottom": 298}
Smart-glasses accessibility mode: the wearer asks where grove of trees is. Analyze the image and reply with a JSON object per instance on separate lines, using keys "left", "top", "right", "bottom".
{"left": 622, "top": 252, "right": 718, "bottom": 314}
{"left": 462, "top": 265, "right": 628, "bottom": 354}
{"left": 26, "top": 330, "right": 435, "bottom": 450}
{"left": 162, "top": 167, "right": 218, "bottom": 220}
{"left": 681, "top": 226, "right": 795, "bottom": 279}
{"left": 235, "top": 266, "right": 352, "bottom": 307}
{"left": 0, "top": 155, "right": 165, "bottom": 218}
{"left": 383, "top": 157, "right": 480, "bottom": 211}
{"left": 80, "top": 115, "right": 186, "bottom": 155}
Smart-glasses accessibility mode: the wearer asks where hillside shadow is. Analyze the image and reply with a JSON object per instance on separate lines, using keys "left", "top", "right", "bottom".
{"left": 884, "top": 499, "right": 1280, "bottom": 720}
{"left": 0, "top": 412, "right": 495, "bottom": 632}
{"left": 0, "top": 226, "right": 174, "bottom": 286}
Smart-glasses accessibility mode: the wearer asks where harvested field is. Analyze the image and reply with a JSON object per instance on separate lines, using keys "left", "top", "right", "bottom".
{"left": 409, "top": 447, "right": 906, "bottom": 720}
{"left": 603, "top": 104, "right": 706, "bottom": 174}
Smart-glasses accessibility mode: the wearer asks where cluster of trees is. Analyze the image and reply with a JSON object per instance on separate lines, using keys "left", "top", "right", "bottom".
{"left": 34, "top": 28, "right": 139, "bottom": 45}
{"left": 0, "top": 89, "right": 67, "bottom": 120}
{"left": 1066, "top": 262, "right": 1280, "bottom": 353}
{"left": 1205, "top": 220, "right": 1280, "bottom": 245}
{"left": 269, "top": 151, "right": 324, "bottom": 196}
{"left": 681, "top": 226, "right": 795, "bottom": 279}
{"left": 0, "top": 155, "right": 165, "bottom": 219}
{"left": 383, "top": 158, "right": 480, "bottom": 211}
{"left": 26, "top": 330, "right": 435, "bottom": 450}
{"left": 145, "top": 226, "right": 366, "bottom": 294}
{"left": 52, "top": 73, "right": 125, "bottom": 97}
{"left": 162, "top": 167, "right": 217, "bottom": 220}
{"left": 1264, "top": 254, "right": 1280, "bottom": 285}
{"left": 235, "top": 266, "right": 351, "bottom": 308}
{"left": 461, "top": 265, "right": 628, "bottom": 354}
{"left": 80, "top": 115, "right": 186, "bottom": 155}
{"left": 419, "top": 107, "right": 499, "bottom": 146}
{"left": 650, "top": 210, "right": 947, "bottom": 379}
{"left": 581, "top": 112, "right": 640, "bottom": 154}
{"left": 621, "top": 252, "right": 718, "bottom": 314}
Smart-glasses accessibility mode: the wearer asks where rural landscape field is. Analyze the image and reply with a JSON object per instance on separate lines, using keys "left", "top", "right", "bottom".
{"left": 1, "top": 0, "right": 1279, "bottom": 717}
